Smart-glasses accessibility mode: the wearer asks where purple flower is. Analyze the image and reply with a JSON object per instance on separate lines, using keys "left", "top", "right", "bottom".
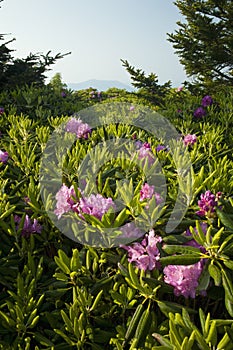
{"left": 194, "top": 107, "right": 206, "bottom": 118}
{"left": 119, "top": 222, "right": 143, "bottom": 239}
{"left": 164, "top": 261, "right": 204, "bottom": 298}
{"left": 196, "top": 190, "right": 221, "bottom": 218}
{"left": 54, "top": 184, "right": 77, "bottom": 219}
{"left": 130, "top": 105, "right": 135, "bottom": 111}
{"left": 0, "top": 107, "right": 4, "bottom": 114}
{"left": 156, "top": 144, "right": 166, "bottom": 152}
{"left": 66, "top": 117, "right": 91, "bottom": 139}
{"left": 201, "top": 95, "right": 213, "bottom": 107}
{"left": 15, "top": 215, "right": 42, "bottom": 238}
{"left": 0, "top": 150, "right": 9, "bottom": 163}
{"left": 140, "top": 183, "right": 163, "bottom": 205}
{"left": 137, "top": 143, "right": 155, "bottom": 166}
{"left": 176, "top": 86, "right": 183, "bottom": 92}
{"left": 77, "top": 194, "right": 116, "bottom": 220}
{"left": 121, "top": 229, "right": 162, "bottom": 271}
{"left": 61, "top": 91, "right": 66, "bottom": 98}
{"left": 183, "top": 134, "right": 197, "bottom": 146}
{"left": 54, "top": 184, "right": 116, "bottom": 221}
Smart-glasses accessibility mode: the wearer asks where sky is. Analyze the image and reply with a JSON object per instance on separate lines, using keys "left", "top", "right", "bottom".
{"left": 1, "top": 0, "right": 189, "bottom": 88}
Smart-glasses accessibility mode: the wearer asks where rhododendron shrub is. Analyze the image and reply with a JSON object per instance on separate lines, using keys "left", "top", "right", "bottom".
{"left": 0, "top": 89, "right": 233, "bottom": 349}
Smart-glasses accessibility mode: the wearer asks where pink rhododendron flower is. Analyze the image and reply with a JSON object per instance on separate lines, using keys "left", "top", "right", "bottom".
{"left": 54, "top": 184, "right": 116, "bottom": 221}
{"left": 54, "top": 184, "right": 77, "bottom": 219}
{"left": 196, "top": 190, "right": 221, "bottom": 218}
{"left": 136, "top": 142, "right": 155, "bottom": 166}
{"left": 164, "top": 261, "right": 204, "bottom": 298}
{"left": 119, "top": 222, "right": 143, "bottom": 239}
{"left": 66, "top": 117, "right": 91, "bottom": 139}
{"left": 0, "top": 150, "right": 9, "bottom": 163}
{"left": 183, "top": 134, "right": 197, "bottom": 146}
{"left": 140, "top": 183, "right": 163, "bottom": 205}
{"left": 121, "top": 229, "right": 162, "bottom": 271}
{"left": 77, "top": 194, "right": 116, "bottom": 220}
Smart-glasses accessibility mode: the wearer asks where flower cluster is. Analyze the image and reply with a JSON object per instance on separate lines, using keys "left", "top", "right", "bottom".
{"left": 66, "top": 117, "right": 91, "bottom": 139}
{"left": 77, "top": 194, "right": 116, "bottom": 220}
{"left": 196, "top": 190, "right": 221, "bottom": 218}
{"left": 0, "top": 107, "right": 4, "bottom": 115}
{"left": 194, "top": 95, "right": 213, "bottom": 118}
{"left": 140, "top": 183, "right": 163, "bottom": 205}
{"left": 54, "top": 184, "right": 116, "bottom": 221}
{"left": 183, "top": 134, "right": 197, "bottom": 146}
{"left": 121, "top": 229, "right": 162, "bottom": 271}
{"left": 119, "top": 222, "right": 143, "bottom": 239}
{"left": 163, "top": 261, "right": 204, "bottom": 298}
{"left": 15, "top": 215, "right": 42, "bottom": 238}
{"left": 0, "top": 150, "right": 9, "bottom": 163}
{"left": 54, "top": 184, "right": 77, "bottom": 219}
{"left": 136, "top": 141, "right": 155, "bottom": 166}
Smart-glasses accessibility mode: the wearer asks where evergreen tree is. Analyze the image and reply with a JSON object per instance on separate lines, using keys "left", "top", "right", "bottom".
{"left": 49, "top": 72, "right": 67, "bottom": 92}
{"left": 168, "top": 0, "right": 233, "bottom": 89}
{"left": 121, "top": 59, "right": 171, "bottom": 105}
{"left": 0, "top": 0, "right": 70, "bottom": 91}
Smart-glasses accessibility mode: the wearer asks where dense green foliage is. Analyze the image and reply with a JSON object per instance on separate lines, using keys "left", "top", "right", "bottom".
{"left": 0, "top": 85, "right": 233, "bottom": 349}
{"left": 121, "top": 59, "right": 171, "bottom": 105}
{"left": 1, "top": 1, "right": 233, "bottom": 349}
{"left": 168, "top": 0, "right": 233, "bottom": 90}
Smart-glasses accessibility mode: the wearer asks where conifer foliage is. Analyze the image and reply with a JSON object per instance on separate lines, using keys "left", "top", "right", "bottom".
{"left": 168, "top": 0, "right": 233, "bottom": 88}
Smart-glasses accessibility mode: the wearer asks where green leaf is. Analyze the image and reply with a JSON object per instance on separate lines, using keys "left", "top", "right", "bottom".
{"left": 34, "top": 333, "right": 54, "bottom": 346}
{"left": 223, "top": 260, "right": 233, "bottom": 270}
{"left": 70, "top": 249, "right": 81, "bottom": 271}
{"left": 54, "top": 256, "right": 70, "bottom": 274}
{"left": 160, "top": 254, "right": 200, "bottom": 266}
{"left": 205, "top": 320, "right": 217, "bottom": 346}
{"left": 217, "top": 209, "right": 233, "bottom": 230}
{"left": 163, "top": 244, "right": 201, "bottom": 255}
{"left": 113, "top": 208, "right": 129, "bottom": 227}
{"left": 61, "top": 310, "right": 73, "bottom": 333}
{"left": 208, "top": 263, "right": 222, "bottom": 286}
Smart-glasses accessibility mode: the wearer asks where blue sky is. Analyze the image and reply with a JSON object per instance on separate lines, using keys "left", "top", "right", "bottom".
{"left": 1, "top": 0, "right": 188, "bottom": 87}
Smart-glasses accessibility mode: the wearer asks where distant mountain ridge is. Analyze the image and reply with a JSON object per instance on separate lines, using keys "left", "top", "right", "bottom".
{"left": 67, "top": 79, "right": 134, "bottom": 92}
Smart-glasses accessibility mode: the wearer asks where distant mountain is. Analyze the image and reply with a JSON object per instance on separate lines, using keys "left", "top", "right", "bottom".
{"left": 67, "top": 79, "right": 134, "bottom": 92}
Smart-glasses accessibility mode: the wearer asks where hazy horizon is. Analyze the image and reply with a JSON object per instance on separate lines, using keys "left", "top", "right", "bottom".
{"left": 1, "top": 0, "right": 189, "bottom": 87}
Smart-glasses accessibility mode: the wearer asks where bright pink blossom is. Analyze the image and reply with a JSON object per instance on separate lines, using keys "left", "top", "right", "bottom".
{"left": 183, "top": 134, "right": 197, "bottom": 146}
{"left": 140, "top": 183, "right": 163, "bottom": 205}
{"left": 164, "top": 261, "right": 204, "bottom": 298}
{"left": 0, "top": 150, "right": 8, "bottom": 163}
{"left": 137, "top": 142, "right": 155, "bottom": 166}
{"left": 121, "top": 229, "right": 162, "bottom": 271}
{"left": 66, "top": 117, "right": 91, "bottom": 139}
{"left": 54, "top": 184, "right": 77, "bottom": 219}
